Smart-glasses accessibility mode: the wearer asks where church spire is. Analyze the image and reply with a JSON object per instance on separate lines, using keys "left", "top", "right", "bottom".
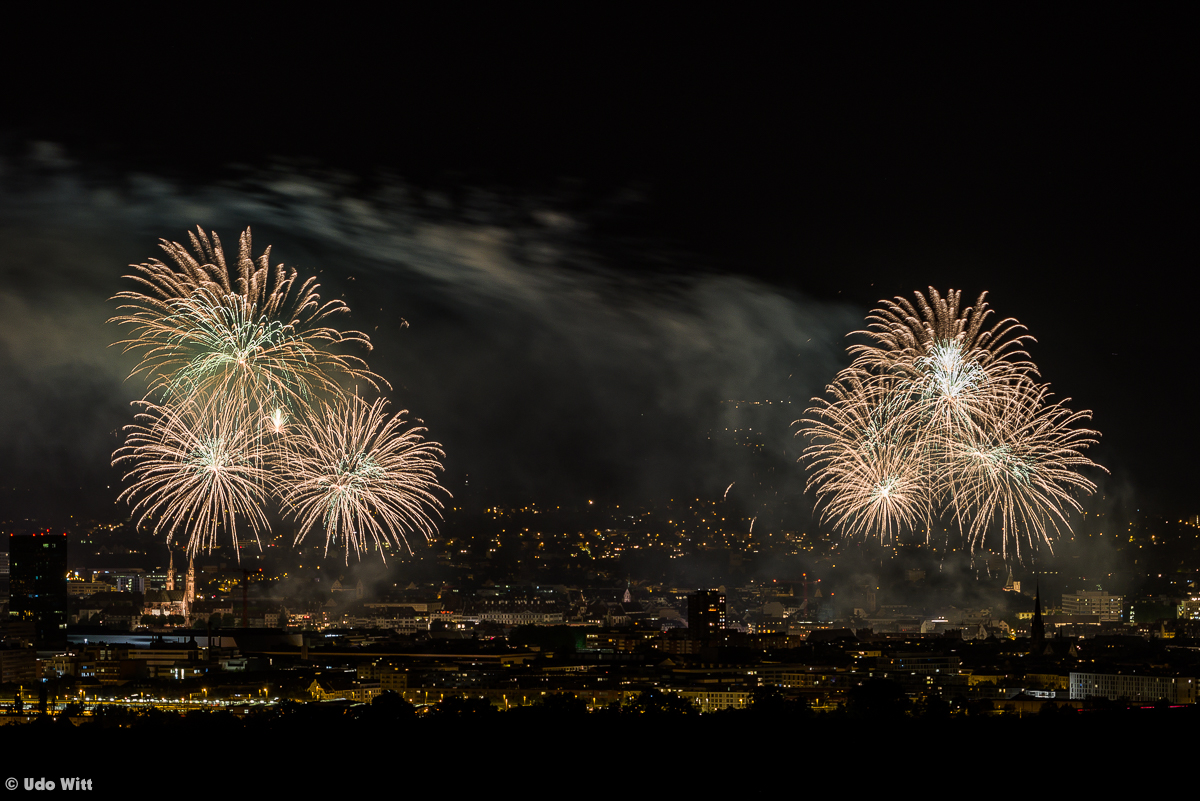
{"left": 1031, "top": 581, "right": 1045, "bottom": 654}
{"left": 185, "top": 558, "right": 196, "bottom": 604}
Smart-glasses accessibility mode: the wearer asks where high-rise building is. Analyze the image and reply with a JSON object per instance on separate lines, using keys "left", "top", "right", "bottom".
{"left": 688, "top": 590, "right": 726, "bottom": 638}
{"left": 9, "top": 531, "right": 68, "bottom": 649}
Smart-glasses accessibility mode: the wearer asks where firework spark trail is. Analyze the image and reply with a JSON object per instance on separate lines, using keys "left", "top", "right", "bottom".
{"left": 113, "top": 400, "right": 275, "bottom": 558}
{"left": 724, "top": 482, "right": 735, "bottom": 500}
{"left": 282, "top": 395, "right": 447, "bottom": 564}
{"left": 799, "top": 287, "right": 1103, "bottom": 559}
{"left": 111, "top": 228, "right": 446, "bottom": 563}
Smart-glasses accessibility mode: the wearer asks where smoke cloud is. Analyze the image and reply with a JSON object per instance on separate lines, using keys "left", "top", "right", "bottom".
{"left": 0, "top": 146, "right": 861, "bottom": 519}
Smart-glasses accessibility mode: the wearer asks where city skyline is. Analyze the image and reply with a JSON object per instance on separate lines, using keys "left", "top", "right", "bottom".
{"left": 5, "top": 15, "right": 1195, "bottom": 790}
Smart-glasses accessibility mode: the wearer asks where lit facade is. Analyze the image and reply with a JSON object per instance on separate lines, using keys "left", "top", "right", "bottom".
{"left": 1070, "top": 672, "right": 1195, "bottom": 704}
{"left": 1061, "top": 591, "right": 1123, "bottom": 622}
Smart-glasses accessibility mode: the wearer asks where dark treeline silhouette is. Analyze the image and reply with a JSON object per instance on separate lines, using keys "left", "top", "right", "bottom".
{"left": 5, "top": 684, "right": 1195, "bottom": 736}
{"left": 1, "top": 685, "right": 1193, "bottom": 785}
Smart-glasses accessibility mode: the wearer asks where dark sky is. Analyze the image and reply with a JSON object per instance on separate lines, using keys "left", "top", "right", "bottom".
{"left": 0, "top": 14, "right": 1193, "bottom": 524}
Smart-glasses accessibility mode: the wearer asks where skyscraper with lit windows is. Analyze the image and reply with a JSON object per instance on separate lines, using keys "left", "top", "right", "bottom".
{"left": 9, "top": 531, "right": 68, "bottom": 649}
{"left": 688, "top": 590, "right": 726, "bottom": 639}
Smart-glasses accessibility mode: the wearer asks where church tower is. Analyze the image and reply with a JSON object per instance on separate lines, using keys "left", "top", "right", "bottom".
{"left": 184, "top": 558, "right": 196, "bottom": 619}
{"left": 1031, "top": 583, "right": 1045, "bottom": 654}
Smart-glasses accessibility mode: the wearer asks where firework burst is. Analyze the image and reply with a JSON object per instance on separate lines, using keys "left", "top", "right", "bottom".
{"left": 111, "top": 228, "right": 445, "bottom": 563}
{"left": 113, "top": 401, "right": 275, "bottom": 558}
{"left": 110, "top": 227, "right": 384, "bottom": 412}
{"left": 281, "top": 396, "right": 447, "bottom": 564}
{"left": 945, "top": 385, "right": 1103, "bottom": 558}
{"left": 799, "top": 287, "right": 1103, "bottom": 560}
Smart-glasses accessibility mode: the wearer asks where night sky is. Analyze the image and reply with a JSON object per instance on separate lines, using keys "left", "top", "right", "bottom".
{"left": 0, "top": 15, "right": 1193, "bottom": 527}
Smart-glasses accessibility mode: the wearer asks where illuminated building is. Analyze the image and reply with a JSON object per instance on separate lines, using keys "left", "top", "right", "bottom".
{"left": 0, "top": 645, "right": 35, "bottom": 683}
{"left": 1070, "top": 672, "right": 1195, "bottom": 704}
{"left": 688, "top": 590, "right": 726, "bottom": 638}
{"left": 8, "top": 531, "right": 68, "bottom": 649}
{"left": 669, "top": 689, "right": 751, "bottom": 713}
{"left": 105, "top": 568, "right": 146, "bottom": 594}
{"left": 1176, "top": 597, "right": 1200, "bottom": 620}
{"left": 477, "top": 594, "right": 567, "bottom": 626}
{"left": 1061, "top": 590, "right": 1123, "bottom": 622}
{"left": 143, "top": 550, "right": 195, "bottom": 622}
